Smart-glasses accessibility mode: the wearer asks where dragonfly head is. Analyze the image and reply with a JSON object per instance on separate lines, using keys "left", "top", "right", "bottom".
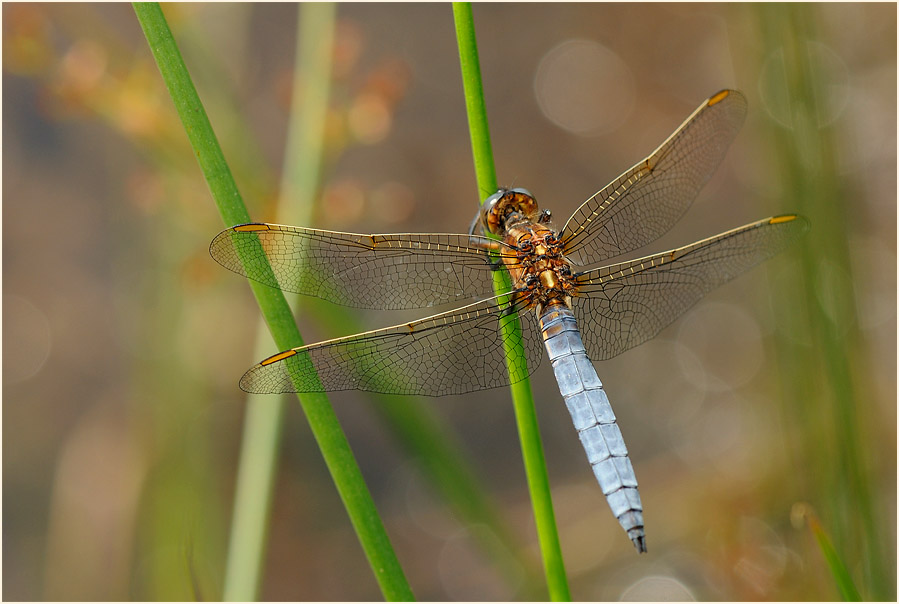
{"left": 482, "top": 187, "right": 539, "bottom": 235}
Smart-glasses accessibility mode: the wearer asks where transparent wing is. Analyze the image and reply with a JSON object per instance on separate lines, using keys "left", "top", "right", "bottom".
{"left": 210, "top": 223, "right": 510, "bottom": 310}
{"left": 239, "top": 296, "right": 544, "bottom": 396}
{"left": 570, "top": 215, "right": 809, "bottom": 360}
{"left": 560, "top": 89, "right": 748, "bottom": 265}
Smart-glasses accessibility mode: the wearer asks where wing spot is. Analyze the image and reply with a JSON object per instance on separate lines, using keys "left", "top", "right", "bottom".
{"left": 708, "top": 89, "right": 730, "bottom": 106}
{"left": 261, "top": 350, "right": 297, "bottom": 365}
{"left": 234, "top": 223, "right": 270, "bottom": 233}
{"left": 769, "top": 214, "right": 797, "bottom": 224}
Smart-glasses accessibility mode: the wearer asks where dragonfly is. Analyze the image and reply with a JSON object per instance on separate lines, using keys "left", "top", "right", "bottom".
{"left": 210, "top": 89, "right": 808, "bottom": 553}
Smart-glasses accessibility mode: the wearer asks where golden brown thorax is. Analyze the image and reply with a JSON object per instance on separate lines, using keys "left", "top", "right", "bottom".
{"left": 482, "top": 189, "right": 577, "bottom": 313}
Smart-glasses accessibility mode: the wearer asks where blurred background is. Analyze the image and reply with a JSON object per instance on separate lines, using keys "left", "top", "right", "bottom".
{"left": 3, "top": 2, "right": 895, "bottom": 601}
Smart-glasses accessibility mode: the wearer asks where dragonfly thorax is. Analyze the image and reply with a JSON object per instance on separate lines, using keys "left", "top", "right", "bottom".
{"left": 500, "top": 214, "right": 577, "bottom": 313}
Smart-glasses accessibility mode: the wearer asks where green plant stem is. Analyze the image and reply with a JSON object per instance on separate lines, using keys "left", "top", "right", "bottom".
{"left": 452, "top": 3, "right": 570, "bottom": 601}
{"left": 755, "top": 4, "right": 889, "bottom": 599}
{"left": 133, "top": 4, "right": 413, "bottom": 600}
{"left": 223, "top": 383, "right": 284, "bottom": 601}
{"left": 223, "top": 4, "right": 336, "bottom": 601}
{"left": 810, "top": 523, "right": 862, "bottom": 602}
{"left": 794, "top": 504, "right": 862, "bottom": 601}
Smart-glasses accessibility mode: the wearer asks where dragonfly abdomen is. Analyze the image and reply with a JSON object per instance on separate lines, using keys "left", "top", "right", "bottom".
{"left": 539, "top": 305, "right": 647, "bottom": 553}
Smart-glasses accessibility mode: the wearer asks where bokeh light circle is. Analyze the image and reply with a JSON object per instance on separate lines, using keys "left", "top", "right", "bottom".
{"left": 758, "top": 40, "right": 850, "bottom": 129}
{"left": 4, "top": 295, "right": 52, "bottom": 385}
{"left": 534, "top": 39, "right": 635, "bottom": 136}
{"left": 620, "top": 575, "right": 696, "bottom": 601}
{"left": 676, "top": 302, "right": 764, "bottom": 393}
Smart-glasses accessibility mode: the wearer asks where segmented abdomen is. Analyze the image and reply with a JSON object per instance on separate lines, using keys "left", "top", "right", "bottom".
{"left": 538, "top": 304, "right": 646, "bottom": 553}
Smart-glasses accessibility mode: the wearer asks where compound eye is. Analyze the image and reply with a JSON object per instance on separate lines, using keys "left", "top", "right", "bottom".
{"left": 481, "top": 189, "right": 507, "bottom": 235}
{"left": 484, "top": 189, "right": 505, "bottom": 209}
{"left": 510, "top": 187, "right": 534, "bottom": 200}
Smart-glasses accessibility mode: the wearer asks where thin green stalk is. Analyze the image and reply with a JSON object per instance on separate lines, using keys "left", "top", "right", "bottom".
{"left": 222, "top": 375, "right": 284, "bottom": 601}
{"left": 452, "top": 3, "right": 570, "bottom": 601}
{"left": 754, "top": 4, "right": 890, "bottom": 599}
{"left": 223, "top": 4, "right": 336, "bottom": 601}
{"left": 794, "top": 504, "right": 862, "bottom": 601}
{"left": 133, "top": 4, "right": 413, "bottom": 600}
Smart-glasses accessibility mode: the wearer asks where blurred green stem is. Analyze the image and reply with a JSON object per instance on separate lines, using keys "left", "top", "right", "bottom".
{"left": 223, "top": 4, "right": 336, "bottom": 601}
{"left": 452, "top": 3, "right": 570, "bottom": 601}
{"left": 133, "top": 3, "right": 413, "bottom": 600}
{"left": 794, "top": 504, "right": 862, "bottom": 601}
{"left": 755, "top": 4, "right": 890, "bottom": 599}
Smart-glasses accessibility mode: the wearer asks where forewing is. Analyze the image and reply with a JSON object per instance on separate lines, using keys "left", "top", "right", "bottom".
{"left": 210, "top": 223, "right": 507, "bottom": 310}
{"left": 571, "top": 215, "right": 808, "bottom": 360}
{"left": 560, "top": 90, "right": 748, "bottom": 265}
{"left": 239, "top": 296, "right": 544, "bottom": 396}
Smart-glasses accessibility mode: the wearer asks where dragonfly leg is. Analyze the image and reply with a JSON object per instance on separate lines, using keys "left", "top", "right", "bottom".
{"left": 496, "top": 291, "right": 530, "bottom": 318}
{"left": 466, "top": 225, "right": 507, "bottom": 271}
{"left": 468, "top": 208, "right": 484, "bottom": 236}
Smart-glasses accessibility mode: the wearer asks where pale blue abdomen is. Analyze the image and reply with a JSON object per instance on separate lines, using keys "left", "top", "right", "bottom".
{"left": 539, "top": 305, "right": 646, "bottom": 553}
